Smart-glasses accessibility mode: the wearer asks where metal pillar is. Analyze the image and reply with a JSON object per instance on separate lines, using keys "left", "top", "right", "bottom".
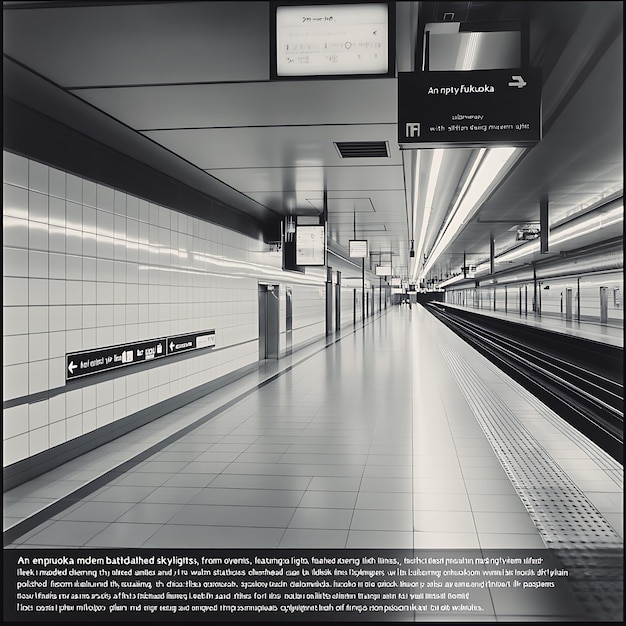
{"left": 335, "top": 271, "right": 341, "bottom": 331}
{"left": 540, "top": 195, "right": 549, "bottom": 254}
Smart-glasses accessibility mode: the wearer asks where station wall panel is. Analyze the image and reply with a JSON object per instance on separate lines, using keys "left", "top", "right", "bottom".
{"left": 3, "top": 151, "right": 330, "bottom": 469}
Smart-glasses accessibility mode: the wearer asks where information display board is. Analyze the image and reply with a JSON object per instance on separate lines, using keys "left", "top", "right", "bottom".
{"left": 66, "top": 330, "right": 216, "bottom": 381}
{"left": 273, "top": 3, "right": 392, "bottom": 78}
{"left": 375, "top": 265, "right": 391, "bottom": 276}
{"left": 295, "top": 225, "right": 326, "bottom": 266}
{"left": 349, "top": 239, "right": 368, "bottom": 258}
{"left": 398, "top": 68, "right": 541, "bottom": 147}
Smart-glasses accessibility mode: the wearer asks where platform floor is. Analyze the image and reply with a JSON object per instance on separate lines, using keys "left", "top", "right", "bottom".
{"left": 3, "top": 304, "right": 623, "bottom": 620}
{"left": 438, "top": 301, "right": 624, "bottom": 348}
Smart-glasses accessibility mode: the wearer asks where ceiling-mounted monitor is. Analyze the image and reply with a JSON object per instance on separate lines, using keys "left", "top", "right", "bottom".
{"left": 296, "top": 225, "right": 326, "bottom": 265}
{"left": 349, "top": 239, "right": 368, "bottom": 258}
{"left": 271, "top": 2, "right": 395, "bottom": 79}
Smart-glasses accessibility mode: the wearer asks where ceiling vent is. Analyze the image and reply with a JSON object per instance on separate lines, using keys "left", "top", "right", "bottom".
{"left": 335, "top": 141, "right": 389, "bottom": 158}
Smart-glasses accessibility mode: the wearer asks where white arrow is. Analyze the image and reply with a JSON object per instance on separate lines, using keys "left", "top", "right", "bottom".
{"left": 508, "top": 75, "right": 527, "bottom": 88}
{"left": 68, "top": 361, "right": 77, "bottom": 374}
{"left": 170, "top": 341, "right": 175, "bottom": 351}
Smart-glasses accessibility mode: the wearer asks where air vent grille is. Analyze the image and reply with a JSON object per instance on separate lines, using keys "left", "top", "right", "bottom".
{"left": 335, "top": 141, "right": 389, "bottom": 158}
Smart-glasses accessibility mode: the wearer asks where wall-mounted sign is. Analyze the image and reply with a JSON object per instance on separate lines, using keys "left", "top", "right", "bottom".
{"left": 349, "top": 239, "right": 368, "bottom": 258}
{"left": 167, "top": 331, "right": 216, "bottom": 354}
{"left": 296, "top": 225, "right": 326, "bottom": 266}
{"left": 398, "top": 68, "right": 541, "bottom": 147}
{"left": 66, "top": 330, "right": 216, "bottom": 381}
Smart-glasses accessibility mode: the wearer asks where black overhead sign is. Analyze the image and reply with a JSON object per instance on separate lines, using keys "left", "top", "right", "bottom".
{"left": 398, "top": 68, "right": 541, "bottom": 147}
{"left": 66, "top": 330, "right": 216, "bottom": 381}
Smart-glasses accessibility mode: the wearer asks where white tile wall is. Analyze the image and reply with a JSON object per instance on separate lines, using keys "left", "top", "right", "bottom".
{"left": 3, "top": 150, "right": 338, "bottom": 468}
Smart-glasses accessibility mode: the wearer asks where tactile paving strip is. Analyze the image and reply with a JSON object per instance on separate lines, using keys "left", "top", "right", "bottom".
{"left": 440, "top": 345, "right": 623, "bottom": 620}
{"left": 441, "top": 345, "right": 622, "bottom": 549}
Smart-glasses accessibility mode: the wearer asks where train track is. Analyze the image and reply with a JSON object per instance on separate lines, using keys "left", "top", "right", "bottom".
{"left": 426, "top": 303, "right": 623, "bottom": 463}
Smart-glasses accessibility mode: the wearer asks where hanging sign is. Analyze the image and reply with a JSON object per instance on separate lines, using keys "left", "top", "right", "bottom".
{"left": 295, "top": 225, "right": 326, "bottom": 266}
{"left": 398, "top": 68, "right": 541, "bottom": 147}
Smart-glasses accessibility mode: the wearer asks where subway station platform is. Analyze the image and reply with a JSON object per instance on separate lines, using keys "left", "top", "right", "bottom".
{"left": 430, "top": 302, "right": 624, "bottom": 348}
{"left": 3, "top": 304, "right": 623, "bottom": 619}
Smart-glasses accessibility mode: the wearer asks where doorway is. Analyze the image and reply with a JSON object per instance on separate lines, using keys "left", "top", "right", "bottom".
{"left": 259, "top": 284, "right": 280, "bottom": 360}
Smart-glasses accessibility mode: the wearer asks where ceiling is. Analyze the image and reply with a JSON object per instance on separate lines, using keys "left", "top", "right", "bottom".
{"left": 3, "top": 1, "right": 623, "bottom": 285}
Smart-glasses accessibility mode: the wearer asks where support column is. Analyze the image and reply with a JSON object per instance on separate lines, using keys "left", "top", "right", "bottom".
{"left": 335, "top": 271, "right": 341, "bottom": 331}
{"left": 540, "top": 195, "right": 549, "bottom": 254}
{"left": 533, "top": 263, "right": 539, "bottom": 316}
{"left": 361, "top": 259, "right": 365, "bottom": 321}
{"left": 325, "top": 266, "right": 333, "bottom": 335}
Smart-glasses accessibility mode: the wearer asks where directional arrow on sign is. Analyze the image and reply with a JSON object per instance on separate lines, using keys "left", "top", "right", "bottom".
{"left": 170, "top": 341, "right": 175, "bottom": 351}
{"left": 68, "top": 361, "right": 77, "bottom": 374}
{"left": 508, "top": 75, "right": 527, "bottom": 88}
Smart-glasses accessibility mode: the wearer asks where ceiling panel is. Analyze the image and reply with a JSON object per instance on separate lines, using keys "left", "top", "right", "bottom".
{"left": 211, "top": 165, "right": 404, "bottom": 194}
{"left": 143, "top": 125, "right": 400, "bottom": 169}
{"left": 3, "top": 1, "right": 622, "bottom": 286}
{"left": 3, "top": 1, "right": 270, "bottom": 85}
{"left": 75, "top": 79, "right": 397, "bottom": 129}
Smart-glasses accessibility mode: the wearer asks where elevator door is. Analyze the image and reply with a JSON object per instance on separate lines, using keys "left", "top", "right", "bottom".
{"left": 259, "top": 284, "right": 280, "bottom": 360}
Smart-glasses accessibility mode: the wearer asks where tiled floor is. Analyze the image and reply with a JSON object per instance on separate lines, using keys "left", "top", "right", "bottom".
{"left": 4, "top": 304, "right": 621, "bottom": 555}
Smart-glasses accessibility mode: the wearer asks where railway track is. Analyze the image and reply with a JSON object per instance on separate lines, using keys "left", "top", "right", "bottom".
{"left": 426, "top": 303, "right": 623, "bottom": 463}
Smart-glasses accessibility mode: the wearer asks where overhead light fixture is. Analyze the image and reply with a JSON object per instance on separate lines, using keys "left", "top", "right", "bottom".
{"left": 416, "top": 147, "right": 444, "bottom": 264}
{"left": 462, "top": 32, "right": 481, "bottom": 70}
{"left": 411, "top": 148, "right": 443, "bottom": 280}
{"left": 550, "top": 202, "right": 623, "bottom": 246}
{"left": 411, "top": 147, "right": 484, "bottom": 283}
{"left": 419, "top": 146, "right": 521, "bottom": 282}
{"left": 409, "top": 152, "right": 421, "bottom": 272}
{"left": 495, "top": 200, "right": 623, "bottom": 265}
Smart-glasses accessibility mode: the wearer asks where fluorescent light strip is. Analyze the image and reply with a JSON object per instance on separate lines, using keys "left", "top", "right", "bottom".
{"left": 412, "top": 148, "right": 485, "bottom": 283}
{"left": 551, "top": 203, "right": 623, "bottom": 245}
{"left": 420, "top": 146, "right": 520, "bottom": 282}
{"left": 414, "top": 149, "right": 443, "bottom": 277}
{"left": 409, "top": 151, "right": 421, "bottom": 278}
{"left": 495, "top": 201, "right": 624, "bottom": 265}
{"left": 462, "top": 32, "right": 480, "bottom": 70}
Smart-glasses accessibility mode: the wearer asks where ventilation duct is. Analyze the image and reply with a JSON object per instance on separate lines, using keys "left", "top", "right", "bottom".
{"left": 335, "top": 141, "right": 389, "bottom": 158}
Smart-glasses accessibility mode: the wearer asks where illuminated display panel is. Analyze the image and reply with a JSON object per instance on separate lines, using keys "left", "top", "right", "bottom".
{"left": 349, "top": 239, "right": 368, "bottom": 258}
{"left": 375, "top": 265, "right": 391, "bottom": 276}
{"left": 272, "top": 3, "right": 392, "bottom": 78}
{"left": 296, "top": 225, "right": 326, "bottom": 266}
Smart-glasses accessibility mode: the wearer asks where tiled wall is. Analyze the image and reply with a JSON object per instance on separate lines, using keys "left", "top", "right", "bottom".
{"left": 3, "top": 151, "right": 332, "bottom": 468}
